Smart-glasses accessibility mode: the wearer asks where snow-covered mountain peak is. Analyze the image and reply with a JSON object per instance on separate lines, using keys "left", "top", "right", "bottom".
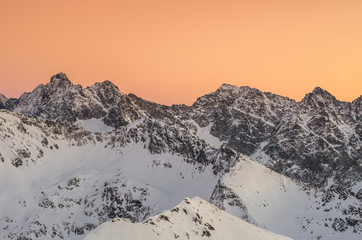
{"left": 196, "top": 83, "right": 294, "bottom": 107}
{"left": 213, "top": 84, "right": 266, "bottom": 99}
{"left": 215, "top": 84, "right": 265, "bottom": 95}
{"left": 301, "top": 86, "right": 339, "bottom": 107}
{"left": 91, "top": 80, "right": 121, "bottom": 92}
{"left": 49, "top": 72, "right": 73, "bottom": 88}
{"left": 83, "top": 197, "right": 293, "bottom": 240}
{"left": 312, "top": 86, "right": 329, "bottom": 94}
{"left": 87, "top": 80, "right": 124, "bottom": 100}
{"left": 6, "top": 73, "right": 137, "bottom": 126}
{"left": 217, "top": 83, "right": 239, "bottom": 91}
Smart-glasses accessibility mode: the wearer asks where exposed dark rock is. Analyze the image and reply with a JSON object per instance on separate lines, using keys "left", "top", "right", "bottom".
{"left": 12, "top": 157, "right": 23, "bottom": 167}
{"left": 0, "top": 93, "right": 8, "bottom": 109}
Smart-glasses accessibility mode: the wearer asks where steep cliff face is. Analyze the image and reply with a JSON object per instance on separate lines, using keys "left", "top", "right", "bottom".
{"left": 4, "top": 73, "right": 170, "bottom": 128}
{"left": 0, "top": 93, "right": 7, "bottom": 107}
{"left": 187, "top": 84, "right": 296, "bottom": 155}
{"left": 261, "top": 88, "right": 361, "bottom": 190}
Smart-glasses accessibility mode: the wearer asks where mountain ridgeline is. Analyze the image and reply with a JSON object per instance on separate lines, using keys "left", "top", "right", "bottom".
{"left": 0, "top": 73, "right": 361, "bottom": 240}
{"left": 2, "top": 73, "right": 361, "bottom": 191}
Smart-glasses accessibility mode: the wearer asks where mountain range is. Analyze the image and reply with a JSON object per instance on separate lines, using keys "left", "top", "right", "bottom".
{"left": 0, "top": 73, "right": 360, "bottom": 240}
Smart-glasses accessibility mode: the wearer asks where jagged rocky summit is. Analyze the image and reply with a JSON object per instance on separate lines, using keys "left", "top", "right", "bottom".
{"left": 0, "top": 73, "right": 361, "bottom": 240}
{"left": 4, "top": 72, "right": 360, "bottom": 191}
{"left": 2, "top": 73, "right": 175, "bottom": 127}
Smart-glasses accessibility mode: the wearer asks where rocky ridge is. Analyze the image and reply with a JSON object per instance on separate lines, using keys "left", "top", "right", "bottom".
{"left": 0, "top": 110, "right": 240, "bottom": 239}
{"left": 3, "top": 73, "right": 175, "bottom": 127}
{"left": 2, "top": 74, "right": 360, "bottom": 192}
{"left": 0, "top": 73, "right": 361, "bottom": 239}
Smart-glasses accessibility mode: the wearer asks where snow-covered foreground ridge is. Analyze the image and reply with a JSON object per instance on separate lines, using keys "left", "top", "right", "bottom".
{"left": 83, "top": 197, "right": 293, "bottom": 240}
{"left": 212, "top": 156, "right": 362, "bottom": 240}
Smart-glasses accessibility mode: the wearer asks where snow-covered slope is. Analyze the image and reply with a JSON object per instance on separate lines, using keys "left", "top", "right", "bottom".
{"left": 186, "top": 84, "right": 361, "bottom": 192}
{"left": 0, "top": 110, "right": 360, "bottom": 239}
{"left": 83, "top": 197, "right": 293, "bottom": 240}
{"left": 211, "top": 155, "right": 362, "bottom": 240}
{"left": 0, "top": 110, "right": 226, "bottom": 239}
{"left": 0, "top": 73, "right": 361, "bottom": 240}
{"left": 3, "top": 73, "right": 360, "bottom": 191}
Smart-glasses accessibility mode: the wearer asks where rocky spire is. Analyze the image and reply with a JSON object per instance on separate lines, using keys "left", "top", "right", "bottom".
{"left": 0, "top": 93, "right": 7, "bottom": 105}
{"left": 48, "top": 72, "right": 73, "bottom": 90}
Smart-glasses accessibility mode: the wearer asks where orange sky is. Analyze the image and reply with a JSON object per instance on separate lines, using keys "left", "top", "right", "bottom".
{"left": 1, "top": 0, "right": 361, "bottom": 105}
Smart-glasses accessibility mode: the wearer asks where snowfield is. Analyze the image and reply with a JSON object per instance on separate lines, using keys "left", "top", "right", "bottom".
{"left": 0, "top": 111, "right": 220, "bottom": 239}
{"left": 83, "top": 197, "right": 293, "bottom": 240}
{"left": 0, "top": 73, "right": 360, "bottom": 240}
{"left": 215, "top": 156, "right": 362, "bottom": 240}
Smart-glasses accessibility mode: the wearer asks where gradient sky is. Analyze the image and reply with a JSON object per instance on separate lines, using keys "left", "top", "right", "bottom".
{"left": 1, "top": 0, "right": 361, "bottom": 105}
